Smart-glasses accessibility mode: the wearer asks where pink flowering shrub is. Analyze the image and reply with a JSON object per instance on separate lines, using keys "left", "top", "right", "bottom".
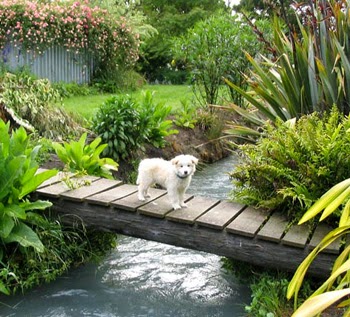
{"left": 0, "top": 0, "right": 139, "bottom": 67}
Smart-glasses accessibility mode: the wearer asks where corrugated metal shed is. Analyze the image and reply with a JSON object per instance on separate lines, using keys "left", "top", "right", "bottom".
{"left": 1, "top": 43, "right": 93, "bottom": 84}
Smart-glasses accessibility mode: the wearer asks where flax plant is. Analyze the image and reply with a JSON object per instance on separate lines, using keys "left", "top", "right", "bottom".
{"left": 225, "top": 0, "right": 350, "bottom": 141}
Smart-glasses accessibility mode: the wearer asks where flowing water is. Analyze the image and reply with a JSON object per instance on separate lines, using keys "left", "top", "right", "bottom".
{"left": 1, "top": 155, "right": 251, "bottom": 317}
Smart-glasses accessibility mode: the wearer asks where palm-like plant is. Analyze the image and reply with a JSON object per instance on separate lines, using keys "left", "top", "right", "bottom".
{"left": 225, "top": 0, "right": 350, "bottom": 140}
{"left": 287, "top": 178, "right": 350, "bottom": 316}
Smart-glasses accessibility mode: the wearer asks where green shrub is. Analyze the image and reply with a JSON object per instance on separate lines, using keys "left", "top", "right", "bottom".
{"left": 173, "top": 100, "right": 198, "bottom": 129}
{"left": 1, "top": 214, "right": 117, "bottom": 294}
{"left": 0, "top": 120, "right": 57, "bottom": 294}
{"left": 91, "top": 93, "right": 177, "bottom": 161}
{"left": 230, "top": 107, "right": 350, "bottom": 223}
{"left": 91, "top": 95, "right": 146, "bottom": 161}
{"left": 173, "top": 11, "right": 269, "bottom": 106}
{"left": 0, "top": 72, "right": 84, "bottom": 140}
{"left": 139, "top": 90, "right": 178, "bottom": 148}
{"left": 52, "top": 133, "right": 119, "bottom": 179}
{"left": 53, "top": 82, "right": 98, "bottom": 98}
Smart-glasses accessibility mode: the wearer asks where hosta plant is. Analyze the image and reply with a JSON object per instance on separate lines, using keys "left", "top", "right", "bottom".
{"left": 52, "top": 132, "right": 119, "bottom": 179}
{"left": 0, "top": 119, "right": 57, "bottom": 294}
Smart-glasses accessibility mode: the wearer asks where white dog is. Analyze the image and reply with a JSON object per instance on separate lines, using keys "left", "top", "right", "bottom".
{"left": 137, "top": 154, "right": 198, "bottom": 210}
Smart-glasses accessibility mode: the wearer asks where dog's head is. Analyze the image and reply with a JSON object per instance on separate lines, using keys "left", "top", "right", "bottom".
{"left": 171, "top": 155, "right": 198, "bottom": 179}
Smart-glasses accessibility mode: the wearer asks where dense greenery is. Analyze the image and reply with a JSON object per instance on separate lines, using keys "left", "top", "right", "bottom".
{"left": 230, "top": 108, "right": 350, "bottom": 224}
{"left": 288, "top": 178, "right": 350, "bottom": 316}
{"left": 0, "top": 72, "right": 84, "bottom": 139}
{"left": 227, "top": 0, "right": 350, "bottom": 133}
{"left": 0, "top": 120, "right": 118, "bottom": 294}
{"left": 0, "top": 119, "right": 57, "bottom": 294}
{"left": 174, "top": 11, "right": 270, "bottom": 106}
{"left": 52, "top": 133, "right": 119, "bottom": 179}
{"left": 136, "top": 0, "right": 228, "bottom": 82}
{"left": 91, "top": 91, "right": 177, "bottom": 161}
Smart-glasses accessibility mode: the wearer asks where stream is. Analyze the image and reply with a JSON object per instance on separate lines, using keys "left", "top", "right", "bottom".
{"left": 1, "top": 155, "right": 251, "bottom": 317}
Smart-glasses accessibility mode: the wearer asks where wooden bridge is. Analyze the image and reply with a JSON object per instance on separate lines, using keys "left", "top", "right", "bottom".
{"left": 34, "top": 170, "right": 340, "bottom": 278}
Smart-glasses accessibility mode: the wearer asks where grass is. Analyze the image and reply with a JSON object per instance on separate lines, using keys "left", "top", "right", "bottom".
{"left": 61, "top": 85, "right": 194, "bottom": 120}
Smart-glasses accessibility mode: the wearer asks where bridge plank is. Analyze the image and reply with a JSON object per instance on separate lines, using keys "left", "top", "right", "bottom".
{"left": 282, "top": 223, "right": 310, "bottom": 248}
{"left": 309, "top": 225, "right": 341, "bottom": 254}
{"left": 256, "top": 211, "right": 288, "bottom": 242}
{"left": 86, "top": 184, "right": 136, "bottom": 206}
{"left": 61, "top": 178, "right": 121, "bottom": 201}
{"left": 166, "top": 196, "right": 220, "bottom": 224}
{"left": 35, "top": 175, "right": 99, "bottom": 198}
{"left": 111, "top": 188, "right": 166, "bottom": 212}
{"left": 226, "top": 206, "right": 270, "bottom": 237}
{"left": 196, "top": 201, "right": 245, "bottom": 230}
{"left": 138, "top": 194, "right": 193, "bottom": 218}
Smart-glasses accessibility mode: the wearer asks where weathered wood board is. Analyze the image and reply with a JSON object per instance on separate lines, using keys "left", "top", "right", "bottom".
{"left": 282, "top": 223, "right": 310, "bottom": 248}
{"left": 86, "top": 184, "right": 136, "bottom": 206}
{"left": 61, "top": 178, "right": 122, "bottom": 201}
{"left": 111, "top": 188, "right": 166, "bottom": 212}
{"left": 256, "top": 211, "right": 288, "bottom": 242}
{"left": 226, "top": 206, "right": 270, "bottom": 237}
{"left": 196, "top": 201, "right": 245, "bottom": 230}
{"left": 166, "top": 196, "right": 219, "bottom": 224}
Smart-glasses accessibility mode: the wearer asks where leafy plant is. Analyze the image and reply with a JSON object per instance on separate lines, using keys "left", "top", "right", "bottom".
{"left": 230, "top": 108, "right": 350, "bottom": 223}
{"left": 246, "top": 273, "right": 294, "bottom": 317}
{"left": 91, "top": 93, "right": 177, "bottom": 161}
{"left": 225, "top": 1, "right": 350, "bottom": 142}
{"left": 52, "top": 133, "right": 118, "bottom": 179}
{"left": 0, "top": 119, "right": 57, "bottom": 294}
{"left": 1, "top": 213, "right": 117, "bottom": 294}
{"left": 287, "top": 178, "right": 350, "bottom": 316}
{"left": 173, "top": 99, "right": 198, "bottom": 129}
{"left": 139, "top": 90, "right": 178, "bottom": 148}
{"left": 173, "top": 11, "right": 270, "bottom": 105}
{"left": 0, "top": 72, "right": 84, "bottom": 139}
{"left": 91, "top": 95, "right": 147, "bottom": 161}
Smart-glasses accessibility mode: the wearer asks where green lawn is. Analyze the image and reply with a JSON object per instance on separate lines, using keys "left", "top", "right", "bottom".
{"left": 61, "top": 85, "right": 194, "bottom": 120}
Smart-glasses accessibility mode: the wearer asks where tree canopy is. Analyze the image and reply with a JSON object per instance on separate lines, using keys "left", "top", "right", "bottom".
{"left": 136, "top": 0, "right": 229, "bottom": 82}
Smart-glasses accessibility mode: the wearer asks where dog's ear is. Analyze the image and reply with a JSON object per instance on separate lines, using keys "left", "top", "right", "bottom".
{"left": 191, "top": 156, "right": 199, "bottom": 165}
{"left": 171, "top": 158, "right": 179, "bottom": 165}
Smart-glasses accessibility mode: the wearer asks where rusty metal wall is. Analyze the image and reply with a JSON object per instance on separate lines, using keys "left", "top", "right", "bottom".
{"left": 1, "top": 43, "right": 93, "bottom": 84}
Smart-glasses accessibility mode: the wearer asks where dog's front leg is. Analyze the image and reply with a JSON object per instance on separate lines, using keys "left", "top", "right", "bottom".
{"left": 168, "top": 187, "right": 181, "bottom": 210}
{"left": 179, "top": 189, "right": 188, "bottom": 208}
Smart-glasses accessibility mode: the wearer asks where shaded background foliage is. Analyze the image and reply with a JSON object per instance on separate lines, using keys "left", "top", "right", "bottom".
{"left": 136, "top": 0, "right": 228, "bottom": 83}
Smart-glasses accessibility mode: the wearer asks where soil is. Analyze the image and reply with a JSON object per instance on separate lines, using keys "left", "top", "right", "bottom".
{"left": 145, "top": 125, "right": 230, "bottom": 162}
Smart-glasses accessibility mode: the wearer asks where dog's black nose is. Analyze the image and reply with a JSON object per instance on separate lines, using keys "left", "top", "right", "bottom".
{"left": 184, "top": 171, "right": 188, "bottom": 175}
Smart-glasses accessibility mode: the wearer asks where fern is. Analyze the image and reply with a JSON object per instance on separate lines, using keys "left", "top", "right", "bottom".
{"left": 230, "top": 107, "right": 350, "bottom": 223}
